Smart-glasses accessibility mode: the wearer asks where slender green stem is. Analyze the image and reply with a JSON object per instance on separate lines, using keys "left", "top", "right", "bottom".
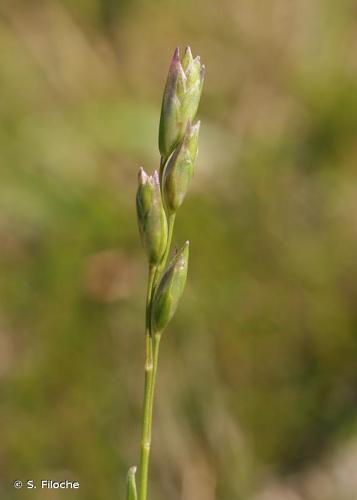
{"left": 139, "top": 332, "right": 162, "bottom": 500}
{"left": 139, "top": 215, "right": 175, "bottom": 500}
{"left": 139, "top": 215, "right": 174, "bottom": 500}
{"left": 148, "top": 333, "right": 162, "bottom": 437}
{"left": 139, "top": 265, "right": 156, "bottom": 500}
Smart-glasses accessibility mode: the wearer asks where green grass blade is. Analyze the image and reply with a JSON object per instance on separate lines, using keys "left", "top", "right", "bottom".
{"left": 126, "top": 466, "right": 138, "bottom": 500}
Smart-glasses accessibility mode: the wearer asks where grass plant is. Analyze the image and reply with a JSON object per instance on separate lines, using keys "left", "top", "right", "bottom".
{"left": 126, "top": 47, "right": 205, "bottom": 500}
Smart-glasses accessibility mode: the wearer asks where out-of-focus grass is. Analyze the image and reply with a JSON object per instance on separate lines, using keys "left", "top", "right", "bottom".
{"left": 0, "top": 1, "right": 357, "bottom": 499}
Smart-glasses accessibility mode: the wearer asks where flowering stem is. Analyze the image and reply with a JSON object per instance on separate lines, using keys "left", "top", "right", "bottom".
{"left": 139, "top": 217, "right": 175, "bottom": 500}
{"left": 139, "top": 330, "right": 162, "bottom": 500}
{"left": 148, "top": 332, "right": 162, "bottom": 440}
{"left": 133, "top": 46, "right": 204, "bottom": 500}
{"left": 139, "top": 265, "right": 156, "bottom": 500}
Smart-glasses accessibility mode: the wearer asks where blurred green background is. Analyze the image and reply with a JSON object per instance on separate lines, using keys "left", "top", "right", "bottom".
{"left": 1, "top": 0, "right": 357, "bottom": 499}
